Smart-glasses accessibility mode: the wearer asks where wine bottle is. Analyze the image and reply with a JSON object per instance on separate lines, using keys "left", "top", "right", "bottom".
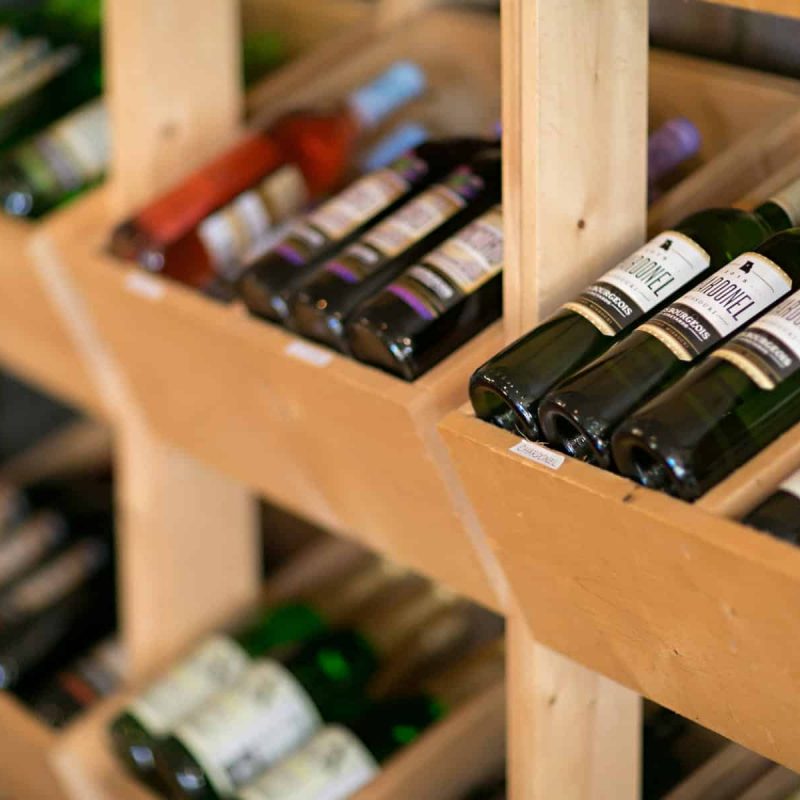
{"left": 470, "top": 176, "right": 800, "bottom": 439}
{"left": 611, "top": 258, "right": 800, "bottom": 499}
{"left": 23, "top": 637, "right": 123, "bottom": 728}
{"left": 287, "top": 148, "right": 502, "bottom": 352}
{"left": 540, "top": 231, "right": 800, "bottom": 469}
{"left": 144, "top": 123, "right": 430, "bottom": 292}
{"left": 0, "top": 536, "right": 114, "bottom": 691}
{"left": 742, "top": 469, "right": 800, "bottom": 544}
{"left": 109, "top": 556, "right": 408, "bottom": 788}
{"left": 0, "top": 482, "right": 28, "bottom": 540}
{"left": 155, "top": 585, "right": 463, "bottom": 800}
{"left": 464, "top": 779, "right": 506, "bottom": 800}
{"left": 0, "top": 511, "right": 68, "bottom": 591}
{"left": 237, "top": 136, "right": 493, "bottom": 322}
{"left": 110, "top": 61, "right": 426, "bottom": 263}
{"left": 0, "top": 97, "right": 106, "bottom": 217}
{"left": 235, "top": 643, "right": 505, "bottom": 800}
{"left": 347, "top": 204, "right": 503, "bottom": 379}
{"left": 647, "top": 117, "right": 701, "bottom": 204}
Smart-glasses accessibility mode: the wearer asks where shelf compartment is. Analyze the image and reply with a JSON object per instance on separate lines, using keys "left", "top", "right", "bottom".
{"left": 32, "top": 7, "right": 505, "bottom": 611}
{"left": 440, "top": 405, "right": 800, "bottom": 771}
{"left": 0, "top": 216, "right": 102, "bottom": 415}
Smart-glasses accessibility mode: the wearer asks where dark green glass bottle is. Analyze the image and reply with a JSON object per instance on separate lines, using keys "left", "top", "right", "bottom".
{"left": 109, "top": 556, "right": 400, "bottom": 790}
{"left": 741, "top": 471, "right": 800, "bottom": 545}
{"left": 287, "top": 148, "right": 502, "bottom": 353}
{"left": 154, "top": 586, "right": 456, "bottom": 800}
{"left": 347, "top": 204, "right": 503, "bottom": 380}
{"left": 237, "top": 137, "right": 493, "bottom": 323}
{"left": 235, "top": 641, "right": 503, "bottom": 800}
{"left": 611, "top": 260, "right": 800, "bottom": 500}
{"left": 540, "top": 229, "right": 800, "bottom": 469}
{"left": 470, "top": 182, "right": 800, "bottom": 439}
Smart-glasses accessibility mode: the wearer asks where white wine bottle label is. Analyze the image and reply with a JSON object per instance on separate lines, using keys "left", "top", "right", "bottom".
{"left": 129, "top": 635, "right": 251, "bottom": 735}
{"left": 639, "top": 252, "right": 791, "bottom": 361}
{"left": 308, "top": 168, "right": 414, "bottom": 240}
{"left": 387, "top": 205, "right": 503, "bottom": 320}
{"left": 175, "top": 659, "right": 322, "bottom": 795}
{"left": 714, "top": 290, "right": 800, "bottom": 390}
{"left": 240, "top": 725, "right": 379, "bottom": 800}
{"left": 563, "top": 231, "right": 710, "bottom": 336}
{"left": 779, "top": 469, "right": 800, "bottom": 501}
{"left": 0, "top": 512, "right": 66, "bottom": 588}
{"left": 198, "top": 165, "right": 308, "bottom": 279}
{"left": 45, "top": 100, "right": 108, "bottom": 186}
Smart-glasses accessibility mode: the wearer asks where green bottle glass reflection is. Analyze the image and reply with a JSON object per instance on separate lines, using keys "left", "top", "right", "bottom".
{"left": 235, "top": 643, "right": 504, "bottom": 800}
{"left": 539, "top": 225, "right": 800, "bottom": 469}
{"left": 109, "top": 556, "right": 403, "bottom": 791}
{"left": 611, "top": 242, "right": 800, "bottom": 500}
{"left": 470, "top": 179, "right": 800, "bottom": 440}
{"left": 154, "top": 585, "right": 457, "bottom": 800}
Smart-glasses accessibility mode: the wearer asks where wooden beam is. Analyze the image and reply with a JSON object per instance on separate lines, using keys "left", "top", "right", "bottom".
{"left": 703, "top": 0, "right": 800, "bottom": 20}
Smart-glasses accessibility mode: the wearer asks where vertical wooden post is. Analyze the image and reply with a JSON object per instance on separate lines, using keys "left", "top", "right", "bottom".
{"left": 502, "top": 0, "right": 648, "bottom": 796}
{"left": 101, "top": 0, "right": 259, "bottom": 678}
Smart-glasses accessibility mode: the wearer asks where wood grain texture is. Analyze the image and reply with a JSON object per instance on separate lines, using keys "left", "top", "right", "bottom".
{"left": 501, "top": 0, "right": 648, "bottom": 338}
{"left": 105, "top": 0, "right": 243, "bottom": 215}
{"left": 440, "top": 407, "right": 800, "bottom": 771}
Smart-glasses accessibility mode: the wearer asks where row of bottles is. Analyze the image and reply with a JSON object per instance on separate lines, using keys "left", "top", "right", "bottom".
{"left": 470, "top": 169, "right": 800, "bottom": 502}
{"left": 108, "top": 543, "right": 503, "bottom": 800}
{"left": 0, "top": 469, "right": 118, "bottom": 727}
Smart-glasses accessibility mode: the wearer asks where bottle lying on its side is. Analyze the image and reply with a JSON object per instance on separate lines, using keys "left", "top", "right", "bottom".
{"left": 469, "top": 174, "right": 800, "bottom": 439}
{"left": 742, "top": 467, "right": 800, "bottom": 545}
{"left": 610, "top": 245, "right": 800, "bottom": 500}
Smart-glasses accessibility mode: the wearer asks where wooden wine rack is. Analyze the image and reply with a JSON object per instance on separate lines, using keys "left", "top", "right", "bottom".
{"left": 1, "top": 0, "right": 800, "bottom": 798}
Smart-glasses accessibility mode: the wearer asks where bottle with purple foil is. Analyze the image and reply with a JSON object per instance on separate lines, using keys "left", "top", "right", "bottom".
{"left": 237, "top": 137, "right": 494, "bottom": 322}
{"left": 648, "top": 117, "right": 702, "bottom": 204}
{"left": 287, "top": 147, "right": 502, "bottom": 353}
{"left": 347, "top": 204, "right": 503, "bottom": 380}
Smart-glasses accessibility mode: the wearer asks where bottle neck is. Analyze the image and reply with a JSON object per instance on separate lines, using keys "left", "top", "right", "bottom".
{"left": 757, "top": 177, "right": 800, "bottom": 234}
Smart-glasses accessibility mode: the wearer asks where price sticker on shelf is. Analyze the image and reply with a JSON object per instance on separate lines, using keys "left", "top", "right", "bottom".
{"left": 509, "top": 440, "right": 565, "bottom": 471}
{"left": 124, "top": 271, "right": 165, "bottom": 301}
{"left": 285, "top": 340, "right": 333, "bottom": 368}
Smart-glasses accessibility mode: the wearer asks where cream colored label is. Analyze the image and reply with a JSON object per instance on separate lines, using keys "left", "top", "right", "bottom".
{"left": 309, "top": 169, "right": 409, "bottom": 239}
{"left": 640, "top": 253, "right": 791, "bottom": 361}
{"left": 362, "top": 185, "right": 465, "bottom": 258}
{"left": 199, "top": 165, "right": 308, "bottom": 278}
{"left": 770, "top": 179, "right": 800, "bottom": 227}
{"left": 424, "top": 206, "right": 504, "bottom": 294}
{"left": 239, "top": 725, "right": 379, "bottom": 800}
{"left": 130, "top": 635, "right": 250, "bottom": 735}
{"left": 47, "top": 100, "right": 109, "bottom": 182}
{"left": 175, "top": 660, "right": 322, "bottom": 794}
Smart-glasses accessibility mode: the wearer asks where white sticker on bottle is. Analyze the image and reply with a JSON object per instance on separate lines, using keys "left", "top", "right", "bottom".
{"left": 47, "top": 100, "right": 109, "bottom": 183}
{"left": 639, "top": 252, "right": 792, "bottom": 361}
{"left": 714, "top": 290, "right": 800, "bottom": 390}
{"left": 424, "top": 206, "right": 504, "bottom": 294}
{"left": 509, "top": 440, "right": 565, "bottom": 470}
{"left": 563, "top": 231, "right": 710, "bottom": 336}
{"left": 362, "top": 185, "right": 465, "bottom": 259}
{"left": 769, "top": 179, "right": 800, "bottom": 228}
{"left": 129, "top": 636, "right": 251, "bottom": 735}
{"left": 239, "top": 725, "right": 379, "bottom": 800}
{"left": 175, "top": 659, "right": 323, "bottom": 795}
{"left": 309, "top": 169, "right": 410, "bottom": 240}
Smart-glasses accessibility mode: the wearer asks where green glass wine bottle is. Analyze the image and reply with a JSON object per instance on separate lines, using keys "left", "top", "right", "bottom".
{"left": 287, "top": 148, "right": 502, "bottom": 353}
{"left": 741, "top": 468, "right": 800, "bottom": 544}
{"left": 470, "top": 177, "right": 800, "bottom": 439}
{"left": 611, "top": 254, "right": 800, "bottom": 500}
{"left": 347, "top": 204, "right": 503, "bottom": 380}
{"left": 109, "top": 556, "right": 406, "bottom": 790}
{"left": 234, "top": 642, "right": 504, "bottom": 800}
{"left": 154, "top": 585, "right": 462, "bottom": 800}
{"left": 539, "top": 228, "right": 800, "bottom": 469}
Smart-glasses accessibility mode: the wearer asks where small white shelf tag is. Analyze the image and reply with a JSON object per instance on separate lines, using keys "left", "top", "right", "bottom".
{"left": 285, "top": 340, "right": 333, "bottom": 368}
{"left": 509, "top": 440, "right": 565, "bottom": 470}
{"left": 125, "top": 271, "right": 165, "bottom": 301}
